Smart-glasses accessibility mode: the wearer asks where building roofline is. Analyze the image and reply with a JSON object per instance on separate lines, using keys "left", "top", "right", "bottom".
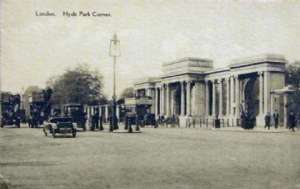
{"left": 229, "top": 53, "right": 287, "bottom": 68}
{"left": 162, "top": 57, "right": 213, "bottom": 66}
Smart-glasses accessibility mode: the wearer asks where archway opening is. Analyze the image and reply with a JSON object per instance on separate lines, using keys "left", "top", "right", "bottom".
{"left": 243, "top": 77, "right": 259, "bottom": 117}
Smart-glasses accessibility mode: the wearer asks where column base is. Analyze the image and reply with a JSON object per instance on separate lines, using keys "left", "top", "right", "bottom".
{"left": 256, "top": 114, "right": 265, "bottom": 127}
{"left": 179, "top": 116, "right": 187, "bottom": 127}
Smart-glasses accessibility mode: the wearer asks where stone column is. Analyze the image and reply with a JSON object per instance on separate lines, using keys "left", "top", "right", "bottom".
{"left": 226, "top": 78, "right": 230, "bottom": 117}
{"left": 105, "top": 105, "right": 109, "bottom": 122}
{"left": 186, "top": 81, "right": 191, "bottom": 116}
{"left": 283, "top": 94, "right": 287, "bottom": 128}
{"left": 219, "top": 79, "right": 223, "bottom": 117}
{"left": 99, "top": 105, "right": 102, "bottom": 117}
{"left": 146, "top": 88, "right": 150, "bottom": 97}
{"left": 230, "top": 76, "right": 235, "bottom": 116}
{"left": 166, "top": 83, "right": 170, "bottom": 117}
{"left": 259, "top": 72, "right": 264, "bottom": 115}
{"left": 205, "top": 80, "right": 209, "bottom": 116}
{"left": 264, "top": 71, "right": 270, "bottom": 114}
{"left": 212, "top": 80, "right": 216, "bottom": 117}
{"left": 160, "top": 85, "right": 165, "bottom": 116}
{"left": 155, "top": 88, "right": 159, "bottom": 117}
{"left": 235, "top": 75, "right": 240, "bottom": 117}
{"left": 116, "top": 105, "right": 120, "bottom": 120}
{"left": 180, "top": 81, "right": 185, "bottom": 116}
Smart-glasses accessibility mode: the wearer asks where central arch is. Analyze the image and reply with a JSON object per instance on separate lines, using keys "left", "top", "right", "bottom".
{"left": 243, "top": 76, "right": 259, "bottom": 117}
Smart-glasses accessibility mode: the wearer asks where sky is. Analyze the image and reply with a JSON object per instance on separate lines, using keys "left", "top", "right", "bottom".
{"left": 1, "top": 0, "right": 300, "bottom": 98}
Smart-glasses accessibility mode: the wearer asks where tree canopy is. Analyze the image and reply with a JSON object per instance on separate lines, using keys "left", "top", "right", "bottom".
{"left": 286, "top": 61, "right": 300, "bottom": 112}
{"left": 47, "top": 64, "right": 106, "bottom": 105}
{"left": 286, "top": 61, "right": 300, "bottom": 88}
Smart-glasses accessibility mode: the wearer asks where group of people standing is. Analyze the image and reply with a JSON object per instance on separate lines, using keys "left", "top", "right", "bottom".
{"left": 28, "top": 108, "right": 45, "bottom": 128}
{"left": 264, "top": 110, "right": 297, "bottom": 132}
{"left": 89, "top": 111, "right": 103, "bottom": 131}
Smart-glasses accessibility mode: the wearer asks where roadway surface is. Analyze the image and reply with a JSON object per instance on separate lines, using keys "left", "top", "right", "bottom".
{"left": 0, "top": 125, "right": 299, "bottom": 189}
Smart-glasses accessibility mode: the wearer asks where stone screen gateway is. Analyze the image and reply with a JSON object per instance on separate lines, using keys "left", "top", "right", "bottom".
{"left": 134, "top": 54, "right": 288, "bottom": 128}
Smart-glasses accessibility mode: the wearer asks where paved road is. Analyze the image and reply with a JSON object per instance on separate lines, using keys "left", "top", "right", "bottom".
{"left": 0, "top": 126, "right": 299, "bottom": 189}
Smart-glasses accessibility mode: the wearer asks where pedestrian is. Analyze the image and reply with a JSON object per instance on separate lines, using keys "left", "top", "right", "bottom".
{"left": 215, "top": 115, "right": 220, "bottom": 128}
{"left": 273, "top": 110, "right": 279, "bottom": 129}
{"left": 175, "top": 114, "right": 180, "bottom": 128}
{"left": 28, "top": 115, "right": 32, "bottom": 128}
{"left": 241, "top": 109, "right": 246, "bottom": 129}
{"left": 94, "top": 111, "right": 100, "bottom": 130}
{"left": 264, "top": 112, "right": 271, "bottom": 130}
{"left": 187, "top": 115, "right": 192, "bottom": 128}
{"left": 40, "top": 111, "right": 45, "bottom": 125}
{"left": 99, "top": 114, "right": 103, "bottom": 131}
{"left": 288, "top": 111, "right": 296, "bottom": 132}
{"left": 171, "top": 114, "right": 176, "bottom": 128}
{"left": 90, "top": 113, "right": 95, "bottom": 131}
{"left": 135, "top": 115, "right": 140, "bottom": 131}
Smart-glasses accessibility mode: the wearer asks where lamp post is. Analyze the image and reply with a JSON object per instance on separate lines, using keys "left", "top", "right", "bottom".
{"left": 109, "top": 34, "right": 120, "bottom": 132}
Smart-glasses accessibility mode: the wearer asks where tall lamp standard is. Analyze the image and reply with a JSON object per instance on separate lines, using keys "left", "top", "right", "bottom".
{"left": 109, "top": 34, "right": 121, "bottom": 132}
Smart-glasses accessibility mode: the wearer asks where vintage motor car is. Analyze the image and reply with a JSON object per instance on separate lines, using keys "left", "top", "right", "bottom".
{"left": 43, "top": 117, "right": 77, "bottom": 138}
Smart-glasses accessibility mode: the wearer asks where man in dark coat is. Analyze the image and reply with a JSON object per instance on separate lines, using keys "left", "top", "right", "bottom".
{"left": 273, "top": 110, "right": 279, "bottom": 129}
{"left": 94, "top": 111, "right": 100, "bottom": 130}
{"left": 99, "top": 114, "right": 103, "bottom": 131}
{"left": 288, "top": 111, "right": 296, "bottom": 132}
{"left": 265, "top": 112, "right": 271, "bottom": 130}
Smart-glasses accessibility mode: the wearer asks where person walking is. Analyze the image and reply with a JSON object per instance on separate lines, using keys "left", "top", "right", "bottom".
{"left": 175, "top": 114, "right": 180, "bottom": 128}
{"left": 264, "top": 112, "right": 271, "bottom": 130}
{"left": 94, "top": 110, "right": 100, "bottom": 130}
{"left": 288, "top": 111, "right": 296, "bottom": 132}
{"left": 90, "top": 112, "right": 95, "bottom": 131}
{"left": 187, "top": 115, "right": 192, "bottom": 128}
{"left": 99, "top": 114, "right": 103, "bottom": 131}
{"left": 273, "top": 110, "right": 279, "bottom": 129}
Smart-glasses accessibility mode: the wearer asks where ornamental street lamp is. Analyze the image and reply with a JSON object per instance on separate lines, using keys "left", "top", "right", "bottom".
{"left": 109, "top": 34, "right": 120, "bottom": 132}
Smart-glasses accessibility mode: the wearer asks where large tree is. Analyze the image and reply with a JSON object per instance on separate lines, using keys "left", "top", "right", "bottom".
{"left": 286, "top": 61, "right": 300, "bottom": 112}
{"left": 47, "top": 64, "right": 106, "bottom": 105}
{"left": 286, "top": 61, "right": 300, "bottom": 88}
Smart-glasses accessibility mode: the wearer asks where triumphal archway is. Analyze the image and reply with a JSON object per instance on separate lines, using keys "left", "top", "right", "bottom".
{"left": 134, "top": 54, "right": 287, "bottom": 127}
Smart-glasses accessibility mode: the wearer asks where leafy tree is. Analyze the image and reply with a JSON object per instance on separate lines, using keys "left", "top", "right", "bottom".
{"left": 286, "top": 61, "right": 300, "bottom": 88}
{"left": 47, "top": 64, "right": 106, "bottom": 105}
{"left": 286, "top": 61, "right": 300, "bottom": 112}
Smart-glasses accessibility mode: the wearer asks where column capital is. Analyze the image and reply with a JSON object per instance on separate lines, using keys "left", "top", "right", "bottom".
{"left": 258, "top": 71, "right": 264, "bottom": 76}
{"left": 211, "top": 79, "right": 217, "bottom": 84}
{"left": 216, "top": 79, "right": 223, "bottom": 84}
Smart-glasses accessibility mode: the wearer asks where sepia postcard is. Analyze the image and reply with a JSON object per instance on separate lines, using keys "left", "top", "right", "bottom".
{"left": 0, "top": 0, "right": 299, "bottom": 189}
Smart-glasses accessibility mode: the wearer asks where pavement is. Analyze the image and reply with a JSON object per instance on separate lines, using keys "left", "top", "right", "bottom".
{"left": 0, "top": 124, "right": 299, "bottom": 189}
{"left": 0, "top": 174, "right": 9, "bottom": 189}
